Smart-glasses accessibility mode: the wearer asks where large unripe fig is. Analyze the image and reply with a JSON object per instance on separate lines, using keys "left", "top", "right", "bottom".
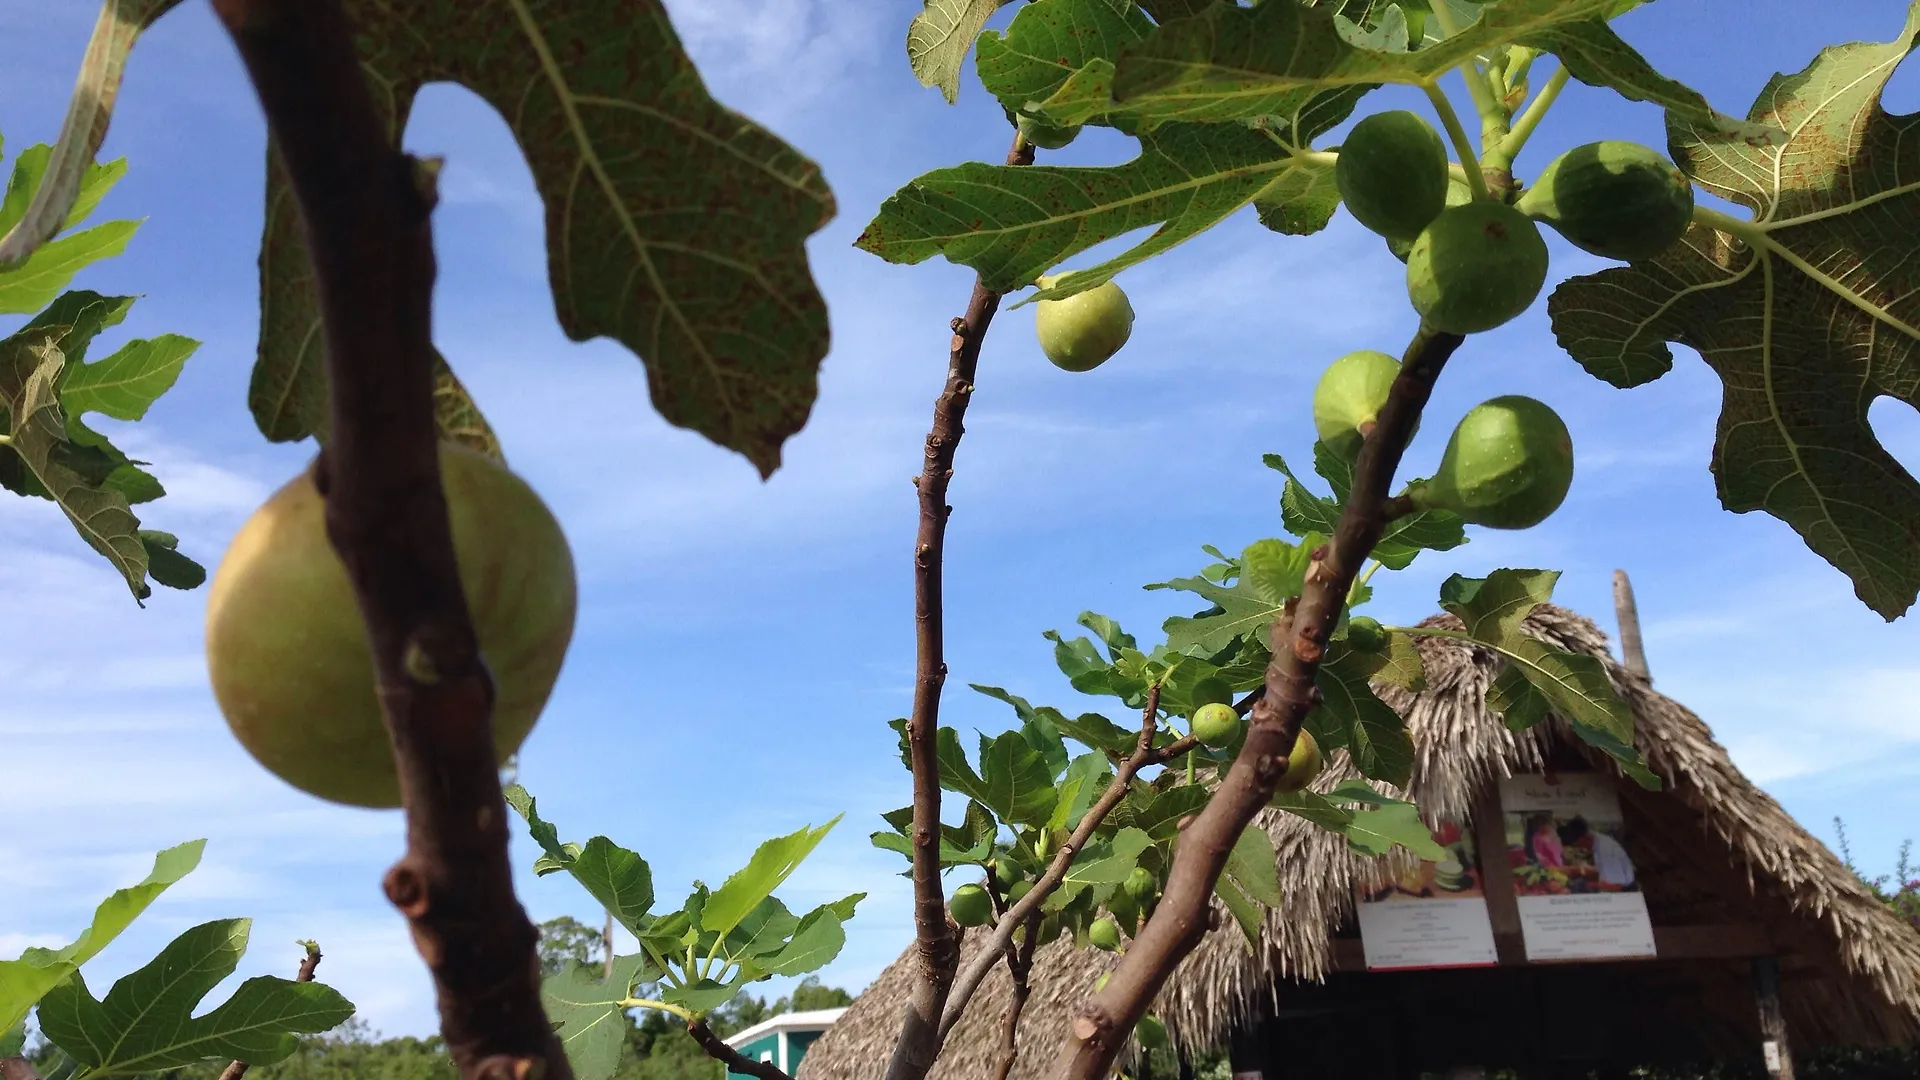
{"left": 1410, "top": 395, "right": 1574, "bottom": 529}
{"left": 1274, "top": 729, "right": 1323, "bottom": 795}
{"left": 1517, "top": 141, "right": 1692, "bottom": 262}
{"left": 1406, "top": 201, "right": 1549, "bottom": 334}
{"left": 1034, "top": 277, "right": 1135, "bottom": 372}
{"left": 1088, "top": 916, "right": 1123, "bottom": 951}
{"left": 1336, "top": 110, "right": 1450, "bottom": 242}
{"left": 1313, "top": 350, "right": 1402, "bottom": 458}
{"left": 1005, "top": 879, "right": 1033, "bottom": 907}
{"left": 1192, "top": 702, "right": 1243, "bottom": 749}
{"left": 950, "top": 883, "right": 993, "bottom": 927}
{"left": 1123, "top": 866, "right": 1158, "bottom": 905}
{"left": 1017, "top": 112, "right": 1080, "bottom": 150}
{"left": 1346, "top": 615, "right": 1388, "bottom": 653}
{"left": 206, "top": 443, "right": 576, "bottom": 808}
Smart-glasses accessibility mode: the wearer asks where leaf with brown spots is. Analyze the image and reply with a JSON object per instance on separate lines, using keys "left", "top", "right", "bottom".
{"left": 253, "top": 1, "right": 835, "bottom": 476}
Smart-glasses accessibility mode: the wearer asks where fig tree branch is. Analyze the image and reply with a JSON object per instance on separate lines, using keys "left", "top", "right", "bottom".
{"left": 216, "top": 941, "right": 323, "bottom": 1080}
{"left": 209, "top": 3, "right": 567, "bottom": 1078}
{"left": 991, "top": 911, "right": 1043, "bottom": 1080}
{"left": 938, "top": 686, "right": 1200, "bottom": 1042}
{"left": 0, "top": 1058, "right": 39, "bottom": 1080}
{"left": 688, "top": 1019, "right": 794, "bottom": 1080}
{"left": 886, "top": 131, "right": 1036, "bottom": 1080}
{"left": 1050, "top": 325, "right": 1463, "bottom": 1080}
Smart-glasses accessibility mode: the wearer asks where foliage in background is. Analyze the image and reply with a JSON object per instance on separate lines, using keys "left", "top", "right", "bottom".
{"left": 0, "top": 130, "right": 205, "bottom": 599}
{"left": 1835, "top": 819, "right": 1920, "bottom": 933}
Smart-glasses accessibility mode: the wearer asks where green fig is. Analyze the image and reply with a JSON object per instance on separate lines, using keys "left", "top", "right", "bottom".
{"left": 1192, "top": 702, "right": 1243, "bottom": 749}
{"left": 1274, "top": 729, "right": 1324, "bottom": 795}
{"left": 1187, "top": 675, "right": 1234, "bottom": 711}
{"left": 1516, "top": 141, "right": 1692, "bottom": 262}
{"left": 1336, "top": 110, "right": 1451, "bottom": 242}
{"left": 1409, "top": 395, "right": 1574, "bottom": 529}
{"left": 1035, "top": 277, "right": 1135, "bottom": 372}
{"left": 1089, "top": 916, "right": 1123, "bottom": 951}
{"left": 1006, "top": 879, "right": 1034, "bottom": 907}
{"left": 950, "top": 883, "right": 993, "bottom": 927}
{"left": 1405, "top": 201, "right": 1549, "bottom": 334}
{"left": 1346, "top": 615, "right": 1388, "bottom": 653}
{"left": 1123, "top": 866, "right": 1158, "bottom": 904}
{"left": 1313, "top": 350, "right": 1408, "bottom": 458}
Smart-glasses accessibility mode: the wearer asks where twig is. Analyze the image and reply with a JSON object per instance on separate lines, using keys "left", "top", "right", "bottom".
{"left": 938, "top": 686, "right": 1199, "bottom": 1040}
{"left": 209, "top": 4, "right": 566, "bottom": 1079}
{"left": 991, "top": 912, "right": 1043, "bottom": 1080}
{"left": 688, "top": 1019, "right": 793, "bottom": 1080}
{"left": 217, "top": 942, "right": 324, "bottom": 1080}
{"left": 886, "top": 132, "right": 1036, "bottom": 1080}
{"left": 1052, "top": 326, "right": 1464, "bottom": 1080}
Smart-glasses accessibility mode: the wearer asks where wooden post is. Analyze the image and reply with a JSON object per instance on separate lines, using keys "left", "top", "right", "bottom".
{"left": 1612, "top": 569, "right": 1651, "bottom": 682}
{"left": 1470, "top": 786, "right": 1525, "bottom": 964}
{"left": 1753, "top": 955, "right": 1796, "bottom": 1079}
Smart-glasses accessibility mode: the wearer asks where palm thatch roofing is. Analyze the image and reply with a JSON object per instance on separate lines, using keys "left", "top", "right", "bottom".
{"left": 800, "top": 606, "right": 1920, "bottom": 1080}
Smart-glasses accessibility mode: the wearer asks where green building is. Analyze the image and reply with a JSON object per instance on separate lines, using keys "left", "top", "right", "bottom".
{"left": 724, "top": 1007, "right": 847, "bottom": 1080}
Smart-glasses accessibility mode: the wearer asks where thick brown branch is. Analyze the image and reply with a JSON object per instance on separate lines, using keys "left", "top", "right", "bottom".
{"left": 1052, "top": 326, "right": 1464, "bottom": 1080}
{"left": 886, "top": 133, "right": 1036, "bottom": 1080}
{"left": 217, "top": 942, "right": 324, "bottom": 1080}
{"left": 210, "top": 4, "right": 565, "bottom": 1079}
{"left": 939, "top": 687, "right": 1198, "bottom": 1040}
{"left": 0, "top": 1059, "right": 39, "bottom": 1080}
{"left": 689, "top": 1020, "right": 794, "bottom": 1080}
{"left": 992, "top": 913, "right": 1042, "bottom": 1080}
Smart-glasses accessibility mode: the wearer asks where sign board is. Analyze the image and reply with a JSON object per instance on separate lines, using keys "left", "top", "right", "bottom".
{"left": 1354, "top": 817, "right": 1499, "bottom": 970}
{"left": 1499, "top": 773, "right": 1656, "bottom": 961}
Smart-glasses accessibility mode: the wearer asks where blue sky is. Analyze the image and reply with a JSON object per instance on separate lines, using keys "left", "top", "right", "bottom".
{"left": 4, "top": 0, "right": 1919, "bottom": 1040}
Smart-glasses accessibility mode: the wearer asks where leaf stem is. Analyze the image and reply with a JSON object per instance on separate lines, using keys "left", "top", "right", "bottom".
{"left": 1693, "top": 204, "right": 1767, "bottom": 242}
{"left": 1423, "top": 83, "right": 1488, "bottom": 202}
{"left": 623, "top": 997, "right": 695, "bottom": 1021}
{"left": 1492, "top": 64, "right": 1569, "bottom": 169}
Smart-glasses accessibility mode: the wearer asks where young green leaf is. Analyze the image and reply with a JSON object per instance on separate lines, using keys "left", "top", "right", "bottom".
{"left": 0, "top": 839, "right": 204, "bottom": 1035}
{"left": 1439, "top": 570, "right": 1657, "bottom": 788}
{"left": 1342, "top": 802, "right": 1446, "bottom": 860}
{"left": 1212, "top": 873, "right": 1263, "bottom": 947}
{"left": 503, "top": 784, "right": 585, "bottom": 875}
{"left": 660, "top": 973, "right": 754, "bottom": 1016}
{"left": 702, "top": 817, "right": 842, "bottom": 938}
{"left": 857, "top": 123, "right": 1329, "bottom": 300}
{"left": 1157, "top": 536, "right": 1320, "bottom": 654}
{"left": 1224, "top": 824, "right": 1283, "bottom": 909}
{"left": 976, "top": 0, "right": 1155, "bottom": 127}
{"left": 909, "top": 0, "right": 1015, "bottom": 103}
{"left": 35, "top": 919, "right": 354, "bottom": 1078}
{"left": 1062, "top": 827, "right": 1153, "bottom": 889}
{"left": 1050, "top": 753, "right": 1114, "bottom": 832}
{"left": 1312, "top": 642, "right": 1414, "bottom": 787}
{"left": 542, "top": 954, "right": 653, "bottom": 1080}
{"left": 974, "top": 730, "right": 1061, "bottom": 826}
{"left": 1548, "top": 2, "right": 1920, "bottom": 619}
{"left": 1267, "top": 450, "right": 1465, "bottom": 568}
{"left": 503, "top": 788, "right": 655, "bottom": 926}
{"left": 759, "top": 904, "right": 852, "bottom": 977}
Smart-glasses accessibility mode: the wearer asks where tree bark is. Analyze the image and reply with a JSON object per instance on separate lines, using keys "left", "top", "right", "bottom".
{"left": 885, "top": 133, "right": 1036, "bottom": 1080}
{"left": 990, "top": 914, "right": 1042, "bottom": 1080}
{"left": 1051, "top": 327, "right": 1464, "bottom": 1080}
{"left": 210, "top": 4, "right": 566, "bottom": 1078}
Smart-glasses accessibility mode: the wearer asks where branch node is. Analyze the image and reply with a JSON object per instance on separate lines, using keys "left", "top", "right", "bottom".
{"left": 402, "top": 638, "right": 443, "bottom": 684}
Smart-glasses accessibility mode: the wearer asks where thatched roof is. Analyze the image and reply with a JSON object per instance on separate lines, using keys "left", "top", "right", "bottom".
{"left": 801, "top": 606, "right": 1920, "bottom": 1080}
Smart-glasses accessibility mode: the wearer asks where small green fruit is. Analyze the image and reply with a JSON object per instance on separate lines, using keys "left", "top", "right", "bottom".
{"left": 1335, "top": 110, "right": 1450, "bottom": 242}
{"left": 1136, "top": 1015, "right": 1169, "bottom": 1050}
{"left": 1187, "top": 675, "right": 1234, "bottom": 711}
{"left": 1411, "top": 395, "right": 1574, "bottom": 529}
{"left": 1313, "top": 350, "right": 1403, "bottom": 458}
{"left": 1406, "top": 201, "right": 1549, "bottom": 334}
{"left": 1088, "top": 916, "right": 1123, "bottom": 951}
{"left": 1517, "top": 141, "right": 1693, "bottom": 262}
{"left": 1346, "top": 615, "right": 1388, "bottom": 653}
{"left": 1123, "top": 866, "right": 1158, "bottom": 904}
{"left": 1034, "top": 277, "right": 1135, "bottom": 372}
{"left": 1017, "top": 112, "right": 1080, "bottom": 150}
{"left": 1006, "top": 879, "right": 1034, "bottom": 908}
{"left": 950, "top": 883, "right": 993, "bottom": 927}
{"left": 1192, "top": 702, "right": 1243, "bottom": 749}
{"left": 1274, "top": 729, "right": 1323, "bottom": 795}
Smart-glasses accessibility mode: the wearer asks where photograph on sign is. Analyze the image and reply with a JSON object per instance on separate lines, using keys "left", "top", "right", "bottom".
{"left": 1354, "top": 818, "right": 1499, "bottom": 970}
{"left": 1500, "top": 773, "right": 1656, "bottom": 961}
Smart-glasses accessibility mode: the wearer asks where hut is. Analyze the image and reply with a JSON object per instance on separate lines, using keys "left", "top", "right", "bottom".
{"left": 727, "top": 1007, "right": 848, "bottom": 1079}
{"left": 800, "top": 603, "right": 1920, "bottom": 1079}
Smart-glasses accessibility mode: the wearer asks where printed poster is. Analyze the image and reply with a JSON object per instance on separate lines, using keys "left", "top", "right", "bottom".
{"left": 1500, "top": 773, "right": 1656, "bottom": 961}
{"left": 1354, "top": 817, "right": 1499, "bottom": 970}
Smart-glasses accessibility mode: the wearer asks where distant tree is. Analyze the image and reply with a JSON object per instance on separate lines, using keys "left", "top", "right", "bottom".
{"left": 537, "top": 915, "right": 607, "bottom": 977}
